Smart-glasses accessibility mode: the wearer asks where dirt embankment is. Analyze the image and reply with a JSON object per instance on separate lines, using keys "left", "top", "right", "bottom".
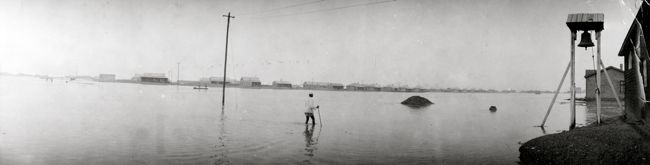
{"left": 519, "top": 116, "right": 650, "bottom": 164}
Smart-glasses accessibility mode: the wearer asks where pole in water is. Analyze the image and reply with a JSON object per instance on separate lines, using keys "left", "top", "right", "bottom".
{"left": 540, "top": 60, "right": 571, "bottom": 127}
{"left": 222, "top": 12, "right": 234, "bottom": 109}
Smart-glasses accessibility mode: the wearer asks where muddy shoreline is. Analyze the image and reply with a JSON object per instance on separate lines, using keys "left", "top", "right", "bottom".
{"left": 519, "top": 116, "right": 650, "bottom": 164}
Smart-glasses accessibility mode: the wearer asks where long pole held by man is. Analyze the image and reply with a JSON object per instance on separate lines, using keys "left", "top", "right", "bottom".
{"left": 317, "top": 106, "right": 322, "bottom": 126}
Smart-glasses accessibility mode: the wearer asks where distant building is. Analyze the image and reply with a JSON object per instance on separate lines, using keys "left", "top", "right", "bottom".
{"left": 240, "top": 77, "right": 262, "bottom": 87}
{"left": 332, "top": 84, "right": 344, "bottom": 90}
{"left": 406, "top": 87, "right": 417, "bottom": 92}
{"left": 413, "top": 86, "right": 426, "bottom": 92}
{"left": 201, "top": 77, "right": 238, "bottom": 85}
{"left": 132, "top": 73, "right": 168, "bottom": 83}
{"left": 584, "top": 66, "right": 624, "bottom": 100}
{"left": 272, "top": 80, "right": 292, "bottom": 88}
{"left": 346, "top": 83, "right": 361, "bottom": 91}
{"left": 98, "top": 74, "right": 116, "bottom": 82}
{"left": 381, "top": 85, "right": 396, "bottom": 92}
{"left": 575, "top": 87, "right": 583, "bottom": 93}
{"left": 365, "top": 84, "right": 381, "bottom": 91}
{"left": 303, "top": 81, "right": 344, "bottom": 90}
{"left": 346, "top": 83, "right": 381, "bottom": 91}
{"left": 396, "top": 85, "right": 409, "bottom": 92}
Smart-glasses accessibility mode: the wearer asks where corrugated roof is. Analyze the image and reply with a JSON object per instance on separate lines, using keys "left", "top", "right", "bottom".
{"left": 567, "top": 13, "right": 604, "bottom": 23}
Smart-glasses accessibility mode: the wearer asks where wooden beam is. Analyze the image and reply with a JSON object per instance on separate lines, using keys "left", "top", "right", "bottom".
{"left": 570, "top": 31, "right": 577, "bottom": 130}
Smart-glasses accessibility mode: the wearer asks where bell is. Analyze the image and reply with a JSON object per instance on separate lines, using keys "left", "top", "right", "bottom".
{"left": 577, "top": 31, "right": 595, "bottom": 50}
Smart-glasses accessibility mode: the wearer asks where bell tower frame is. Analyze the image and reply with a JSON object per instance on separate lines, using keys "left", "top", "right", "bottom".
{"left": 539, "top": 13, "right": 607, "bottom": 130}
{"left": 566, "top": 13, "right": 605, "bottom": 128}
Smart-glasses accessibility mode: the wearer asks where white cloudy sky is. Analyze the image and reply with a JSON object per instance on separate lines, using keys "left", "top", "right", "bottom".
{"left": 0, "top": 0, "right": 642, "bottom": 90}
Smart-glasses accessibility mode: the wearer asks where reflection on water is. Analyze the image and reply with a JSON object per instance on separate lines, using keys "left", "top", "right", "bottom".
{"left": 539, "top": 125, "right": 547, "bottom": 134}
{"left": 213, "top": 110, "right": 230, "bottom": 165}
{"left": 584, "top": 100, "right": 623, "bottom": 124}
{"left": 302, "top": 124, "right": 319, "bottom": 163}
{"left": 155, "top": 110, "right": 166, "bottom": 160}
{"left": 0, "top": 76, "right": 590, "bottom": 164}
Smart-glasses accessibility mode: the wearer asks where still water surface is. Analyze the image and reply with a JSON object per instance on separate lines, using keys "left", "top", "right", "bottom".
{"left": 0, "top": 76, "right": 598, "bottom": 164}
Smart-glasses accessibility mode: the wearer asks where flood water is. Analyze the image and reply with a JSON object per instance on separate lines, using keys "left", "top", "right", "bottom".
{"left": 0, "top": 76, "right": 600, "bottom": 164}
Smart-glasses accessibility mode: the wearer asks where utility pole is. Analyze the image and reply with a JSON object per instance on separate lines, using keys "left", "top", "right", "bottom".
{"left": 222, "top": 12, "right": 234, "bottom": 109}
{"left": 168, "top": 70, "right": 172, "bottom": 85}
{"left": 177, "top": 62, "right": 180, "bottom": 87}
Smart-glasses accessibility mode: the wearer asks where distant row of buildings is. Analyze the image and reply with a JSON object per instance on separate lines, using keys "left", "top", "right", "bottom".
{"left": 95, "top": 73, "right": 428, "bottom": 92}
{"left": 6, "top": 72, "right": 570, "bottom": 94}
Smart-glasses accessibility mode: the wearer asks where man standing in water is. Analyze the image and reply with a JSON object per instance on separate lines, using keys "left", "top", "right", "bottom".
{"left": 305, "top": 93, "right": 319, "bottom": 125}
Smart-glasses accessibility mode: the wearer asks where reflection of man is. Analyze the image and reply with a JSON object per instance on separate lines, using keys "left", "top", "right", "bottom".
{"left": 303, "top": 124, "right": 316, "bottom": 157}
{"left": 304, "top": 124, "right": 315, "bottom": 145}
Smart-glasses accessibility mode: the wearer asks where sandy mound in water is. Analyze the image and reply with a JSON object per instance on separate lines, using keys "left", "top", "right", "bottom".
{"left": 401, "top": 96, "right": 433, "bottom": 107}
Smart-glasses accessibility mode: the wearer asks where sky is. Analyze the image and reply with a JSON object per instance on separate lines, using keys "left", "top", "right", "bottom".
{"left": 0, "top": 0, "right": 643, "bottom": 90}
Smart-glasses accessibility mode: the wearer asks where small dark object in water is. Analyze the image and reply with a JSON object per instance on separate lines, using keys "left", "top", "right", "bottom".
{"left": 489, "top": 106, "right": 497, "bottom": 112}
{"left": 401, "top": 96, "right": 433, "bottom": 107}
{"left": 193, "top": 86, "right": 208, "bottom": 90}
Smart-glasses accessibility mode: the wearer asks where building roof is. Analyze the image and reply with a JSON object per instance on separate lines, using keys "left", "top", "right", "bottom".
{"left": 240, "top": 77, "right": 261, "bottom": 82}
{"left": 346, "top": 83, "right": 361, "bottom": 87}
{"left": 584, "top": 66, "right": 623, "bottom": 78}
{"left": 304, "top": 81, "right": 343, "bottom": 86}
{"left": 304, "top": 81, "right": 328, "bottom": 86}
{"left": 347, "top": 83, "right": 380, "bottom": 88}
{"left": 135, "top": 73, "right": 166, "bottom": 78}
{"left": 330, "top": 83, "right": 344, "bottom": 86}
{"left": 383, "top": 84, "right": 399, "bottom": 88}
{"left": 273, "top": 80, "right": 291, "bottom": 84}
{"left": 619, "top": 2, "right": 650, "bottom": 57}
{"left": 204, "top": 77, "right": 236, "bottom": 82}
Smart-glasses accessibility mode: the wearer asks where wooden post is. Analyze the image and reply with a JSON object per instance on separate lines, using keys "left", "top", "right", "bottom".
{"left": 570, "top": 31, "right": 576, "bottom": 130}
{"left": 596, "top": 31, "right": 602, "bottom": 124}
{"left": 632, "top": 45, "right": 646, "bottom": 123}
{"left": 633, "top": 26, "right": 647, "bottom": 123}
{"left": 540, "top": 61, "right": 572, "bottom": 127}
{"left": 599, "top": 61, "right": 624, "bottom": 110}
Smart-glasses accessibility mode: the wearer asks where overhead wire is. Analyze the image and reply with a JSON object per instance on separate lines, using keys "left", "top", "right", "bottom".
{"left": 238, "top": 0, "right": 327, "bottom": 16}
{"left": 247, "top": 0, "right": 398, "bottom": 19}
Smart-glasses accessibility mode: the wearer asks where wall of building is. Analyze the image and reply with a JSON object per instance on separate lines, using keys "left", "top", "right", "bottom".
{"left": 98, "top": 74, "right": 116, "bottom": 82}
{"left": 241, "top": 81, "right": 261, "bottom": 87}
{"left": 140, "top": 77, "right": 168, "bottom": 83}
{"left": 273, "top": 82, "right": 292, "bottom": 88}
{"left": 585, "top": 70, "right": 624, "bottom": 100}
